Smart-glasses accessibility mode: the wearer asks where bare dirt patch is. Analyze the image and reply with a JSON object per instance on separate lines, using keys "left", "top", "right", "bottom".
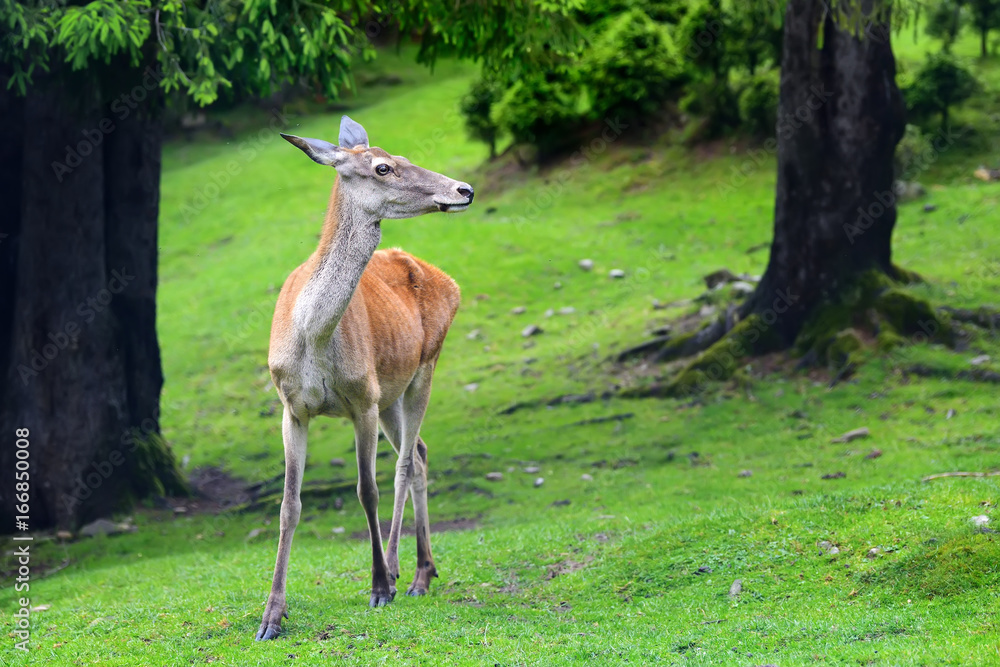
{"left": 350, "top": 517, "right": 480, "bottom": 541}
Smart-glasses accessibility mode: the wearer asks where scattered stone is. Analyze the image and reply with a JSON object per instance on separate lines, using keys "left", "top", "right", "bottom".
{"left": 464, "top": 383, "right": 479, "bottom": 393}
{"left": 893, "top": 180, "right": 926, "bottom": 200}
{"left": 698, "top": 304, "right": 717, "bottom": 318}
{"left": 466, "top": 328, "right": 482, "bottom": 340}
{"left": 510, "top": 306, "right": 526, "bottom": 315}
{"left": 923, "top": 203, "right": 937, "bottom": 212}
{"left": 544, "top": 308, "right": 554, "bottom": 318}
{"left": 554, "top": 281, "right": 563, "bottom": 290}
{"left": 558, "top": 306, "right": 576, "bottom": 315}
{"left": 971, "top": 355, "right": 991, "bottom": 366}
{"left": 649, "top": 324, "right": 671, "bottom": 336}
{"left": 330, "top": 457, "right": 346, "bottom": 467}
{"left": 866, "top": 547, "right": 880, "bottom": 559}
{"left": 730, "top": 281, "right": 755, "bottom": 296}
{"left": 578, "top": 259, "right": 594, "bottom": 271}
{"left": 946, "top": 408, "right": 956, "bottom": 420}
{"left": 521, "top": 324, "right": 543, "bottom": 338}
{"left": 864, "top": 448, "right": 883, "bottom": 460}
{"left": 523, "top": 466, "right": 541, "bottom": 474}
{"left": 485, "top": 472, "right": 504, "bottom": 482}
{"left": 80, "top": 519, "right": 133, "bottom": 538}
{"left": 581, "top": 473, "right": 594, "bottom": 482}
{"left": 971, "top": 515, "right": 990, "bottom": 527}
{"left": 974, "top": 166, "right": 1000, "bottom": 182}
{"left": 246, "top": 528, "right": 264, "bottom": 540}
{"left": 738, "top": 469, "right": 753, "bottom": 478}
{"left": 534, "top": 477, "right": 545, "bottom": 488}
{"left": 608, "top": 269, "right": 625, "bottom": 279}
{"left": 173, "top": 506, "right": 187, "bottom": 515}
{"left": 550, "top": 499, "right": 571, "bottom": 507}
{"left": 821, "top": 471, "right": 847, "bottom": 480}
{"left": 818, "top": 541, "right": 840, "bottom": 555}
{"left": 831, "top": 427, "right": 870, "bottom": 443}
{"left": 729, "top": 579, "right": 742, "bottom": 597}
{"left": 695, "top": 566, "right": 713, "bottom": 575}
{"left": 181, "top": 454, "right": 191, "bottom": 469}
{"left": 333, "top": 497, "right": 344, "bottom": 510}
{"left": 56, "top": 530, "right": 73, "bottom": 540}
{"left": 651, "top": 299, "right": 668, "bottom": 310}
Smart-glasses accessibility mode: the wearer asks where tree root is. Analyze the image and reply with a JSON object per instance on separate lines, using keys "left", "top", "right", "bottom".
{"left": 903, "top": 364, "right": 1000, "bottom": 384}
{"left": 922, "top": 471, "right": 1000, "bottom": 482}
{"left": 939, "top": 306, "right": 1000, "bottom": 330}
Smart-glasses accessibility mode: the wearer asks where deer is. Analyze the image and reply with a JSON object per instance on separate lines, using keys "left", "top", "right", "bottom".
{"left": 256, "top": 116, "right": 473, "bottom": 641}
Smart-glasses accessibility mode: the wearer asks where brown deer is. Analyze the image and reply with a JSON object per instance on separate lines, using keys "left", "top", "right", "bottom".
{"left": 256, "top": 116, "right": 472, "bottom": 641}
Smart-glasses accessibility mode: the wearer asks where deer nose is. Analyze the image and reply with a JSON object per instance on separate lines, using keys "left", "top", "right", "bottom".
{"left": 457, "top": 184, "right": 474, "bottom": 202}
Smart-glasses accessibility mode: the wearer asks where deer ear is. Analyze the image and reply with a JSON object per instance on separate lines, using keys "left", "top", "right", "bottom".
{"left": 280, "top": 134, "right": 345, "bottom": 166}
{"left": 339, "top": 115, "right": 369, "bottom": 149}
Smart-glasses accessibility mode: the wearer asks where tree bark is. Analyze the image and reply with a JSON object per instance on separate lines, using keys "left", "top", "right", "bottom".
{"left": 0, "top": 67, "right": 186, "bottom": 532}
{"left": 742, "top": 0, "right": 906, "bottom": 344}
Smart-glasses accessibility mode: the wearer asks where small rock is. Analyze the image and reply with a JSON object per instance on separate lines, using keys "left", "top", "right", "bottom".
{"left": 821, "top": 471, "right": 847, "bottom": 480}
{"left": 510, "top": 306, "right": 526, "bottom": 315}
{"left": 971, "top": 515, "right": 990, "bottom": 527}
{"left": 866, "top": 548, "right": 880, "bottom": 559}
{"left": 609, "top": 269, "right": 625, "bottom": 279}
{"left": 864, "top": 448, "right": 883, "bottom": 460}
{"left": 534, "top": 477, "right": 545, "bottom": 488}
{"left": 729, "top": 579, "right": 742, "bottom": 597}
{"left": 695, "top": 566, "right": 713, "bottom": 575}
{"left": 181, "top": 454, "right": 190, "bottom": 469}
{"left": 464, "top": 383, "right": 479, "bottom": 392}
{"left": 730, "top": 281, "right": 755, "bottom": 296}
{"left": 946, "top": 408, "right": 956, "bottom": 420}
{"left": 521, "top": 324, "right": 543, "bottom": 338}
{"left": 580, "top": 473, "right": 594, "bottom": 482}
{"left": 971, "top": 355, "right": 991, "bottom": 366}
{"left": 923, "top": 203, "right": 937, "bottom": 212}
{"left": 578, "top": 259, "right": 594, "bottom": 271}
{"left": 523, "top": 466, "right": 541, "bottom": 474}
{"left": 330, "top": 457, "right": 346, "bottom": 467}
{"left": 333, "top": 497, "right": 344, "bottom": 510}
{"left": 554, "top": 281, "right": 563, "bottom": 290}
{"left": 558, "top": 306, "right": 576, "bottom": 315}
{"left": 544, "top": 308, "right": 554, "bottom": 318}
{"left": 331, "top": 526, "right": 345, "bottom": 534}
{"left": 831, "top": 427, "right": 869, "bottom": 443}
{"left": 698, "top": 304, "right": 717, "bottom": 318}
{"left": 56, "top": 530, "right": 73, "bottom": 540}
{"left": 738, "top": 469, "right": 753, "bottom": 478}
{"left": 485, "top": 472, "right": 504, "bottom": 482}
{"left": 246, "top": 528, "right": 264, "bottom": 540}
{"left": 818, "top": 541, "right": 840, "bottom": 555}
{"left": 173, "top": 506, "right": 187, "bottom": 514}
{"left": 466, "top": 328, "right": 482, "bottom": 341}
{"left": 80, "top": 518, "right": 128, "bottom": 538}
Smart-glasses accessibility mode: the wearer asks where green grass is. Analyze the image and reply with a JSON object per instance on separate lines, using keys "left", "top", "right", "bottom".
{"left": 4, "top": 39, "right": 1000, "bottom": 665}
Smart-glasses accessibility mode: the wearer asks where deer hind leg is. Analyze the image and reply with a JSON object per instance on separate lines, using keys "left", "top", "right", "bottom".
{"left": 257, "top": 407, "right": 308, "bottom": 641}
{"left": 400, "top": 365, "right": 438, "bottom": 596}
{"left": 379, "top": 398, "right": 411, "bottom": 583}
{"left": 356, "top": 404, "right": 395, "bottom": 607}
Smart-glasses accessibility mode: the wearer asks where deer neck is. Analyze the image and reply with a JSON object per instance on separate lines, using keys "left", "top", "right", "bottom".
{"left": 295, "top": 176, "right": 382, "bottom": 340}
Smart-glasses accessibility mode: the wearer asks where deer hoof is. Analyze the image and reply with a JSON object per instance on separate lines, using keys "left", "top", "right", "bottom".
{"left": 369, "top": 586, "right": 396, "bottom": 607}
{"left": 255, "top": 622, "right": 282, "bottom": 641}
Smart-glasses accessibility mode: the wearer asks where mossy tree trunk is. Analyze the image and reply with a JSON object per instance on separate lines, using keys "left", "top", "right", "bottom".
{"left": 741, "top": 0, "right": 906, "bottom": 344}
{"left": 0, "top": 63, "right": 187, "bottom": 532}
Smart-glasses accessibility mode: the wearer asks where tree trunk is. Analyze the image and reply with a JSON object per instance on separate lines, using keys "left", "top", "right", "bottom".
{"left": 0, "top": 67, "right": 186, "bottom": 532}
{"left": 742, "top": 0, "right": 906, "bottom": 344}
{"left": 982, "top": 27, "right": 989, "bottom": 58}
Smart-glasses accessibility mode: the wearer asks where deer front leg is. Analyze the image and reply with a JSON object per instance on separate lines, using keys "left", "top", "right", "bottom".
{"left": 257, "top": 407, "right": 308, "bottom": 640}
{"left": 356, "top": 405, "right": 396, "bottom": 607}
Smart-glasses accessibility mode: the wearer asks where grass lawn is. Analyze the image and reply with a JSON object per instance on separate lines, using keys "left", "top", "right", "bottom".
{"left": 3, "top": 35, "right": 1000, "bottom": 666}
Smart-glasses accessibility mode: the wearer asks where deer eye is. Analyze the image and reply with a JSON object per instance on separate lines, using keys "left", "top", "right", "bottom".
{"left": 375, "top": 164, "right": 391, "bottom": 176}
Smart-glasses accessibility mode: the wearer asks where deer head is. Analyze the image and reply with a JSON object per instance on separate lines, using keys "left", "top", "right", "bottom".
{"left": 281, "top": 116, "right": 474, "bottom": 219}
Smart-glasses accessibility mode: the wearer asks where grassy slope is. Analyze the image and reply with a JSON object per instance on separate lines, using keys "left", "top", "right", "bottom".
{"left": 3, "top": 33, "right": 1000, "bottom": 665}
